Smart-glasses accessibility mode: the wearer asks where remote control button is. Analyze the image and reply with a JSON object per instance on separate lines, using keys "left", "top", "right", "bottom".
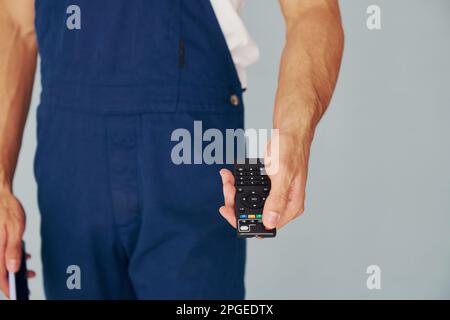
{"left": 263, "top": 187, "right": 269, "bottom": 192}
{"left": 239, "top": 214, "right": 247, "bottom": 219}
{"left": 239, "top": 225, "right": 249, "bottom": 231}
{"left": 241, "top": 193, "right": 265, "bottom": 208}
{"left": 248, "top": 214, "right": 256, "bottom": 219}
{"left": 237, "top": 187, "right": 244, "bottom": 193}
{"left": 239, "top": 207, "right": 245, "bottom": 212}
{"left": 247, "top": 194, "right": 262, "bottom": 204}
{"left": 256, "top": 214, "right": 263, "bottom": 219}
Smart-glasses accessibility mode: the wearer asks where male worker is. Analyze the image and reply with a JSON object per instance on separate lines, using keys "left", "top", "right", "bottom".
{"left": 0, "top": 0, "right": 343, "bottom": 299}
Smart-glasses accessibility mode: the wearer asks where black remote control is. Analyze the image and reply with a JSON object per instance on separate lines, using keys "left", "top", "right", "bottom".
{"left": 15, "top": 242, "right": 29, "bottom": 300}
{"left": 234, "top": 159, "right": 276, "bottom": 238}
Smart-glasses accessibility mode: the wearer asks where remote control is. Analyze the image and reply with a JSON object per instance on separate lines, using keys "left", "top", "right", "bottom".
{"left": 234, "top": 159, "right": 276, "bottom": 238}
{"left": 8, "top": 242, "right": 29, "bottom": 300}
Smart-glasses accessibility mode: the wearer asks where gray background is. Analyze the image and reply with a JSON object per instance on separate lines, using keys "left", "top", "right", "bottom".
{"left": 3, "top": 0, "right": 450, "bottom": 299}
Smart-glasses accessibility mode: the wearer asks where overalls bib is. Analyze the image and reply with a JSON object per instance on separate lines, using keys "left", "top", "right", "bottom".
{"left": 34, "top": 0, "right": 246, "bottom": 299}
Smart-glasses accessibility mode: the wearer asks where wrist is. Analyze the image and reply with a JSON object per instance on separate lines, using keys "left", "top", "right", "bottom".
{"left": 274, "top": 119, "right": 316, "bottom": 147}
{"left": 0, "top": 170, "right": 13, "bottom": 193}
{"left": 0, "top": 182, "right": 13, "bottom": 194}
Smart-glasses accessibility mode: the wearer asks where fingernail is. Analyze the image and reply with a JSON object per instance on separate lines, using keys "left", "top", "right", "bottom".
{"left": 265, "top": 211, "right": 280, "bottom": 229}
{"left": 7, "top": 259, "right": 19, "bottom": 272}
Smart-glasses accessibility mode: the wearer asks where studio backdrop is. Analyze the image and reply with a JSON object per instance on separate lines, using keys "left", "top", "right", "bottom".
{"left": 5, "top": 0, "right": 450, "bottom": 300}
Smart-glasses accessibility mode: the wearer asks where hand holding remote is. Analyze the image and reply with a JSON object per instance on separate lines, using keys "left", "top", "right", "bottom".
{"left": 219, "top": 132, "right": 310, "bottom": 233}
{"left": 0, "top": 189, "right": 25, "bottom": 298}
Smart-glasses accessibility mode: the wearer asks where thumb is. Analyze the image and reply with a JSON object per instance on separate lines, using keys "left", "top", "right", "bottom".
{"left": 263, "top": 167, "right": 293, "bottom": 229}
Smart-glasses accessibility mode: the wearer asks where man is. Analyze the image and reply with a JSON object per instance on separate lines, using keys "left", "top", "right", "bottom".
{"left": 0, "top": 0, "right": 343, "bottom": 299}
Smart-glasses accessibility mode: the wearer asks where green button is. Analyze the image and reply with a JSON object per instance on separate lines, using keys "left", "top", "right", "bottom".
{"left": 256, "top": 214, "right": 263, "bottom": 219}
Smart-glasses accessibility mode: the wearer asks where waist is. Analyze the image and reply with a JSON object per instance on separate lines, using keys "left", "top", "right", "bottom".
{"left": 40, "top": 80, "right": 244, "bottom": 115}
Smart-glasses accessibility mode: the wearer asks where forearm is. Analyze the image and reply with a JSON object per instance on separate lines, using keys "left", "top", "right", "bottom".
{"left": 0, "top": 5, "right": 37, "bottom": 190}
{"left": 274, "top": 1, "right": 344, "bottom": 139}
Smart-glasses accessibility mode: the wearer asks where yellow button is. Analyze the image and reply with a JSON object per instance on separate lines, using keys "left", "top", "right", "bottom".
{"left": 248, "top": 215, "right": 256, "bottom": 219}
{"left": 230, "top": 94, "right": 240, "bottom": 106}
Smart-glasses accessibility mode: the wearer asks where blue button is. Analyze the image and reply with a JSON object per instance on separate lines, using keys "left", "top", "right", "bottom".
{"left": 239, "top": 214, "right": 247, "bottom": 219}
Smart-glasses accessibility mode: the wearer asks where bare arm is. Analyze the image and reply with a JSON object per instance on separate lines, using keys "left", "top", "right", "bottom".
{"left": 220, "top": 0, "right": 344, "bottom": 230}
{"left": 263, "top": 0, "right": 344, "bottom": 227}
{"left": 274, "top": 0, "right": 343, "bottom": 133}
{"left": 0, "top": 0, "right": 37, "bottom": 297}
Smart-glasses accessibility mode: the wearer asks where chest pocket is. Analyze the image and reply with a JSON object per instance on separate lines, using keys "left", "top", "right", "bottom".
{"left": 60, "top": 0, "right": 141, "bottom": 72}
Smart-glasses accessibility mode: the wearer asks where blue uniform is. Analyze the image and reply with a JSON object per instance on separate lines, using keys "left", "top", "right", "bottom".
{"left": 34, "top": 0, "right": 246, "bottom": 299}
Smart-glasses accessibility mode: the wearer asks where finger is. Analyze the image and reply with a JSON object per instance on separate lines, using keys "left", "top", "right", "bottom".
{"left": 5, "top": 224, "right": 23, "bottom": 273}
{"left": 220, "top": 169, "right": 234, "bottom": 184}
{"left": 263, "top": 165, "right": 295, "bottom": 229}
{"left": 26, "top": 270, "right": 36, "bottom": 279}
{"left": 277, "top": 176, "right": 305, "bottom": 228}
{"left": 220, "top": 169, "right": 236, "bottom": 208}
{"left": 219, "top": 206, "right": 237, "bottom": 228}
{"left": 222, "top": 182, "right": 236, "bottom": 209}
{"left": 0, "top": 225, "right": 9, "bottom": 298}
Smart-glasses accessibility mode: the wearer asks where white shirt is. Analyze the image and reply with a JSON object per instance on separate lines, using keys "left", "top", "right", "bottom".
{"left": 211, "top": 0, "right": 260, "bottom": 89}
